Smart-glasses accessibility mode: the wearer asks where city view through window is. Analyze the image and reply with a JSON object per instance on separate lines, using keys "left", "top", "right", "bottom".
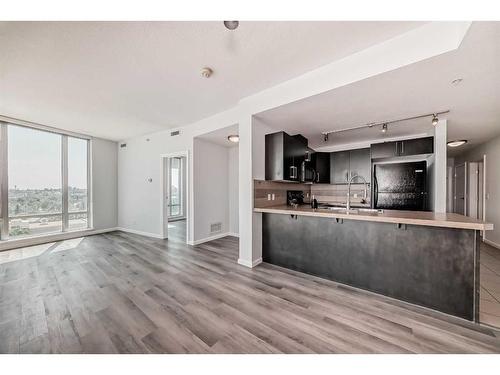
{"left": 5, "top": 124, "right": 89, "bottom": 239}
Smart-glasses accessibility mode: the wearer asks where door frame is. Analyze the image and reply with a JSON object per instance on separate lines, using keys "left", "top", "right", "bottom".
{"left": 160, "top": 151, "right": 189, "bottom": 242}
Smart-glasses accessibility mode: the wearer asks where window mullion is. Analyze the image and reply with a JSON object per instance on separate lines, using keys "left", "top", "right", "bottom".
{"left": 0, "top": 123, "right": 9, "bottom": 239}
{"left": 62, "top": 135, "right": 69, "bottom": 231}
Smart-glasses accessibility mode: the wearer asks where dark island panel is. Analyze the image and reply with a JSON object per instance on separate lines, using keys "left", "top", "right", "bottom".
{"left": 262, "top": 213, "right": 480, "bottom": 321}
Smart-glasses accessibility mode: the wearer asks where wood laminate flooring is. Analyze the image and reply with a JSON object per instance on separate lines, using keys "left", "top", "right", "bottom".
{"left": 1, "top": 230, "right": 500, "bottom": 354}
{"left": 480, "top": 243, "right": 500, "bottom": 327}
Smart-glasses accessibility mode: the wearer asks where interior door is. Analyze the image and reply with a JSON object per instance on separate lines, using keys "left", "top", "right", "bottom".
{"left": 454, "top": 163, "right": 466, "bottom": 215}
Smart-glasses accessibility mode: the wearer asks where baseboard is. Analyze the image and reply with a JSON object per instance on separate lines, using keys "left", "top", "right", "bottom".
{"left": 227, "top": 232, "right": 240, "bottom": 238}
{"left": 187, "top": 232, "right": 234, "bottom": 246}
{"left": 0, "top": 227, "right": 119, "bottom": 252}
{"left": 115, "top": 227, "right": 166, "bottom": 239}
{"left": 483, "top": 238, "right": 500, "bottom": 250}
{"left": 237, "top": 257, "right": 263, "bottom": 268}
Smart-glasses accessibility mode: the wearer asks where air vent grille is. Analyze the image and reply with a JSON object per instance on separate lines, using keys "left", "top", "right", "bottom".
{"left": 171, "top": 130, "right": 180, "bottom": 137}
{"left": 210, "top": 222, "right": 222, "bottom": 234}
{"left": 120, "top": 143, "right": 127, "bottom": 148}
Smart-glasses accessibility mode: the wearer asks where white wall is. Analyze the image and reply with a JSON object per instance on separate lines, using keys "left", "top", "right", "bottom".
{"left": 193, "top": 138, "right": 229, "bottom": 242}
{"left": 454, "top": 134, "right": 500, "bottom": 247}
{"left": 117, "top": 107, "right": 239, "bottom": 242}
{"left": 92, "top": 138, "right": 118, "bottom": 230}
{"left": 228, "top": 146, "right": 239, "bottom": 235}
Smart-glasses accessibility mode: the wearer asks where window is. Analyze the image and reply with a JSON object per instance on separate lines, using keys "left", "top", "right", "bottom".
{"left": 168, "top": 157, "right": 184, "bottom": 218}
{"left": 0, "top": 121, "right": 91, "bottom": 240}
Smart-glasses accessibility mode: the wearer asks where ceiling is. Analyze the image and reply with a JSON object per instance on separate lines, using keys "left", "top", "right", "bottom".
{"left": 256, "top": 22, "right": 500, "bottom": 156}
{"left": 0, "top": 21, "right": 425, "bottom": 141}
{"left": 196, "top": 124, "right": 239, "bottom": 148}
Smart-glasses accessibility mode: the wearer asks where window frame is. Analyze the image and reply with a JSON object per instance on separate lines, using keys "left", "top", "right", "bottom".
{"left": 0, "top": 118, "right": 92, "bottom": 241}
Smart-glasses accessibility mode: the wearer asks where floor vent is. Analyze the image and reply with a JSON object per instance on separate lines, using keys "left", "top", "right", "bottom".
{"left": 210, "top": 222, "right": 222, "bottom": 234}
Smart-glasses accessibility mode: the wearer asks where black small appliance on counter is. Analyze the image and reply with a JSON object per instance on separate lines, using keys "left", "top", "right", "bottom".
{"left": 287, "top": 190, "right": 304, "bottom": 207}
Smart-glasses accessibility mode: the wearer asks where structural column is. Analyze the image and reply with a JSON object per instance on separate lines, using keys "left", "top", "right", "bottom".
{"left": 434, "top": 119, "right": 448, "bottom": 213}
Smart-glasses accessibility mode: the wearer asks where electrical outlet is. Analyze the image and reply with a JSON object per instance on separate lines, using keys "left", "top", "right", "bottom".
{"left": 267, "top": 193, "right": 271, "bottom": 201}
{"left": 353, "top": 193, "right": 358, "bottom": 198}
{"left": 272, "top": 193, "right": 275, "bottom": 200}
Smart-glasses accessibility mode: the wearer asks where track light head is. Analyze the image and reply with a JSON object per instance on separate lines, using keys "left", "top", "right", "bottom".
{"left": 323, "top": 133, "right": 329, "bottom": 142}
{"left": 381, "top": 123, "right": 388, "bottom": 133}
{"left": 432, "top": 114, "right": 439, "bottom": 126}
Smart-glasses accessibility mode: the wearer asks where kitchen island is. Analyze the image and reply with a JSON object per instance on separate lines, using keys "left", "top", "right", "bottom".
{"left": 254, "top": 205, "right": 493, "bottom": 321}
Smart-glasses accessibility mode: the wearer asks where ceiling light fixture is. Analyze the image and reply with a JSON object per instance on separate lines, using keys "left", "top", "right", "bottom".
{"left": 223, "top": 21, "right": 239, "bottom": 30}
{"left": 447, "top": 140, "right": 467, "bottom": 148}
{"left": 432, "top": 114, "right": 439, "bottom": 126}
{"left": 201, "top": 67, "right": 213, "bottom": 78}
{"left": 227, "top": 135, "right": 239, "bottom": 143}
{"left": 320, "top": 110, "right": 449, "bottom": 140}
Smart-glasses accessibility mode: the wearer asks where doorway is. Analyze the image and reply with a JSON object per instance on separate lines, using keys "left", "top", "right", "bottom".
{"left": 161, "top": 152, "right": 188, "bottom": 243}
{"left": 454, "top": 163, "right": 466, "bottom": 215}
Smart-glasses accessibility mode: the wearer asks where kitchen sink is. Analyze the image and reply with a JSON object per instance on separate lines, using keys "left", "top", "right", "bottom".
{"left": 319, "top": 206, "right": 383, "bottom": 214}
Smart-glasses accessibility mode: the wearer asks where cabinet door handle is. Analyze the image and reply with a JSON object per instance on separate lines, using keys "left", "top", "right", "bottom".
{"left": 316, "top": 172, "right": 320, "bottom": 183}
{"left": 396, "top": 142, "right": 399, "bottom": 155}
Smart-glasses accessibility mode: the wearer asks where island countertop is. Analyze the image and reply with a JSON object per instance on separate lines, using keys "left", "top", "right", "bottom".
{"left": 254, "top": 204, "right": 493, "bottom": 231}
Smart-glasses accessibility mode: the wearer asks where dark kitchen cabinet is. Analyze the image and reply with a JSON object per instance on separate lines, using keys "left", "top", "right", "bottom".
{"left": 265, "top": 131, "right": 307, "bottom": 181}
{"left": 371, "top": 137, "right": 434, "bottom": 159}
{"left": 349, "top": 148, "right": 371, "bottom": 182}
{"left": 330, "top": 148, "right": 371, "bottom": 184}
{"left": 312, "top": 152, "right": 330, "bottom": 183}
{"left": 330, "top": 151, "right": 350, "bottom": 183}
{"left": 399, "top": 137, "right": 434, "bottom": 156}
{"left": 370, "top": 141, "right": 398, "bottom": 159}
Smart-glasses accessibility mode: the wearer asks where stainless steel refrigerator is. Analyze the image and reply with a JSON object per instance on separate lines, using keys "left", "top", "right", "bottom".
{"left": 373, "top": 161, "right": 428, "bottom": 211}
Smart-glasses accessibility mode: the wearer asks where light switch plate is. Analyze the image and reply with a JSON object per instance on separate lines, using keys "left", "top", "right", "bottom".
{"left": 267, "top": 194, "right": 271, "bottom": 201}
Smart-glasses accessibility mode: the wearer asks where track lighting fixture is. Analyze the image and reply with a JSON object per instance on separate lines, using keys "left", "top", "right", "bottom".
{"left": 432, "top": 114, "right": 439, "bottom": 126}
{"left": 320, "top": 110, "right": 449, "bottom": 140}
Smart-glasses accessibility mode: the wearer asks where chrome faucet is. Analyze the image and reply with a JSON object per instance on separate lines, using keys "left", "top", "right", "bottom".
{"left": 346, "top": 174, "right": 368, "bottom": 212}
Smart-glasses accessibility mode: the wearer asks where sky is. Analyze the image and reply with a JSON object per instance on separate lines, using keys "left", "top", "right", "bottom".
{"left": 7, "top": 125, "right": 87, "bottom": 190}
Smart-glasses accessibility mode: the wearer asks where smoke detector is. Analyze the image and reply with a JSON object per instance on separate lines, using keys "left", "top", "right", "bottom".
{"left": 201, "top": 67, "right": 213, "bottom": 78}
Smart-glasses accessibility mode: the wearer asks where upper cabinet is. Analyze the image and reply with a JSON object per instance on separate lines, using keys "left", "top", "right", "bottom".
{"left": 330, "top": 151, "right": 350, "bottom": 184}
{"left": 265, "top": 131, "right": 307, "bottom": 182}
{"left": 371, "top": 137, "right": 434, "bottom": 159}
{"left": 312, "top": 152, "right": 330, "bottom": 183}
{"left": 349, "top": 148, "right": 371, "bottom": 182}
{"left": 330, "top": 148, "right": 370, "bottom": 184}
{"left": 399, "top": 137, "right": 434, "bottom": 156}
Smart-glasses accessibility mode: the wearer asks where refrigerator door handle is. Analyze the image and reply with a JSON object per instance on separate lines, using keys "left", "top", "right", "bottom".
{"left": 373, "top": 174, "right": 378, "bottom": 208}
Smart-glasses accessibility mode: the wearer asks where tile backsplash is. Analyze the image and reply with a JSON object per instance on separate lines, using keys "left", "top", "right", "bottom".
{"left": 254, "top": 180, "right": 310, "bottom": 208}
{"left": 254, "top": 180, "right": 371, "bottom": 208}
{"left": 311, "top": 183, "right": 371, "bottom": 206}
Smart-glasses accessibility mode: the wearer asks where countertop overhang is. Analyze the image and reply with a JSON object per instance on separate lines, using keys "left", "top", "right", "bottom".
{"left": 254, "top": 205, "right": 493, "bottom": 231}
